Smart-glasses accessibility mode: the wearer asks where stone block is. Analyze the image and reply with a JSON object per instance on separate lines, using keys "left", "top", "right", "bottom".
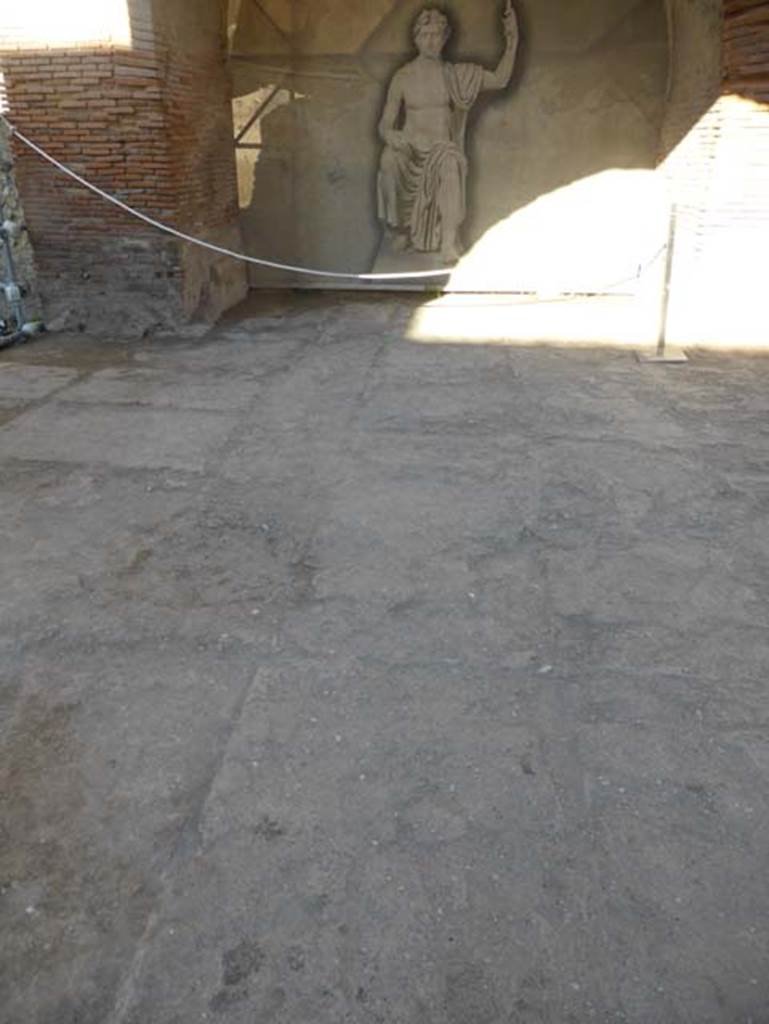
{"left": 61, "top": 367, "right": 260, "bottom": 411}
{"left": 0, "top": 401, "right": 238, "bottom": 471}
{"left": 0, "top": 364, "right": 78, "bottom": 404}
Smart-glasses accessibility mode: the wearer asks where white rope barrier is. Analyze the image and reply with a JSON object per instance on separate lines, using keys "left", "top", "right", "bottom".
{"left": 0, "top": 114, "right": 452, "bottom": 282}
{"left": 1, "top": 113, "right": 665, "bottom": 293}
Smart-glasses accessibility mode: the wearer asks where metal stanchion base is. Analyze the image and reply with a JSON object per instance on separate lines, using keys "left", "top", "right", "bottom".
{"left": 0, "top": 332, "right": 26, "bottom": 352}
{"left": 635, "top": 348, "right": 689, "bottom": 364}
{"left": 0, "top": 322, "right": 45, "bottom": 351}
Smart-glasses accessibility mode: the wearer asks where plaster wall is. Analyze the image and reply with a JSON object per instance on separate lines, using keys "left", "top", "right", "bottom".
{"left": 1, "top": 0, "right": 753, "bottom": 340}
{"left": 233, "top": 0, "right": 671, "bottom": 293}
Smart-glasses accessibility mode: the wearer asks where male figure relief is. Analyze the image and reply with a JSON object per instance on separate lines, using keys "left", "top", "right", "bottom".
{"left": 377, "top": 3, "right": 519, "bottom": 265}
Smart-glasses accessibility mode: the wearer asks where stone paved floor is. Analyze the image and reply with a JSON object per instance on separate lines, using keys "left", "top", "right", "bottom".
{"left": 2, "top": 294, "right": 769, "bottom": 1024}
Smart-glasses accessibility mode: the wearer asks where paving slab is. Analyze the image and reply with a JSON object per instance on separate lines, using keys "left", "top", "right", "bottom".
{"left": 61, "top": 367, "right": 262, "bottom": 411}
{"left": 0, "top": 364, "right": 79, "bottom": 405}
{"left": 0, "top": 402, "right": 239, "bottom": 472}
{"left": 2, "top": 294, "right": 769, "bottom": 1024}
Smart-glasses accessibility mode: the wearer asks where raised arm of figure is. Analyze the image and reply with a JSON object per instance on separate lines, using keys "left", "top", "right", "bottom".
{"left": 482, "top": 1, "right": 519, "bottom": 92}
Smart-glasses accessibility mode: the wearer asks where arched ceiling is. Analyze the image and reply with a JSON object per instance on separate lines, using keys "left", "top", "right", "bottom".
{"left": 228, "top": 0, "right": 666, "bottom": 59}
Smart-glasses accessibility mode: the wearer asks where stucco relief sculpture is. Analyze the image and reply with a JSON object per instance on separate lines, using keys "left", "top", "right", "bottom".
{"left": 377, "top": 3, "right": 519, "bottom": 265}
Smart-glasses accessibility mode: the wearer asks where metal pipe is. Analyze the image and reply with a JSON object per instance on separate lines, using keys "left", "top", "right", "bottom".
{"left": 0, "top": 221, "right": 26, "bottom": 330}
{"left": 656, "top": 203, "right": 677, "bottom": 357}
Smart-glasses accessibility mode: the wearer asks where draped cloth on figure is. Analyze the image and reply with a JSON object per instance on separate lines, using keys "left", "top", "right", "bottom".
{"left": 377, "top": 62, "right": 484, "bottom": 252}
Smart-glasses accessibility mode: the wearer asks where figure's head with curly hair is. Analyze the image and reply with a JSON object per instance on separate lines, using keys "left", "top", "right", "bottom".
{"left": 413, "top": 8, "right": 451, "bottom": 57}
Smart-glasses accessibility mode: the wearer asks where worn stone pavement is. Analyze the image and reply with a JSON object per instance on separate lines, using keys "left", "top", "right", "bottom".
{"left": 2, "top": 294, "right": 769, "bottom": 1024}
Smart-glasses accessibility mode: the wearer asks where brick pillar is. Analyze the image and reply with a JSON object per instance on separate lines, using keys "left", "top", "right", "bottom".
{"left": 660, "top": 0, "right": 769, "bottom": 347}
{"left": 657, "top": 0, "right": 723, "bottom": 347}
{"left": 0, "top": 0, "right": 247, "bottom": 337}
{"left": 698, "top": 0, "right": 769, "bottom": 347}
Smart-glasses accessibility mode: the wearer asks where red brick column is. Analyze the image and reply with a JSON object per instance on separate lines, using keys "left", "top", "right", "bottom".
{"left": 0, "top": 0, "right": 246, "bottom": 336}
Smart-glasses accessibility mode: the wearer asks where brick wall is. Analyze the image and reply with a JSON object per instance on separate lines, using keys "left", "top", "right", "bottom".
{"left": 0, "top": 0, "right": 246, "bottom": 337}
{"left": 656, "top": 0, "right": 723, "bottom": 345}
{"left": 659, "top": 0, "right": 769, "bottom": 347}
{"left": 717, "top": 0, "right": 769, "bottom": 279}
{"left": 724, "top": 0, "right": 769, "bottom": 99}
{"left": 2, "top": 0, "right": 766, "bottom": 344}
